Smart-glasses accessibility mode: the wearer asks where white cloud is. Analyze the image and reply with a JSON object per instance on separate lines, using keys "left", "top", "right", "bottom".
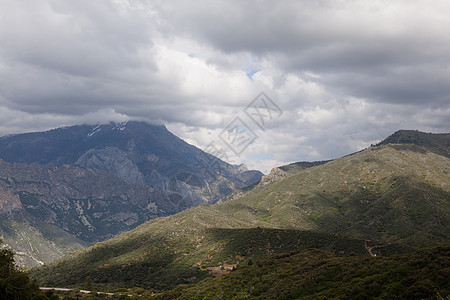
{"left": 0, "top": 0, "right": 449, "bottom": 172}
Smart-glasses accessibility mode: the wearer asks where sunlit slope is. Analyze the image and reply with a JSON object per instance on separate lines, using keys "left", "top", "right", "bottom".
{"left": 214, "top": 144, "right": 449, "bottom": 246}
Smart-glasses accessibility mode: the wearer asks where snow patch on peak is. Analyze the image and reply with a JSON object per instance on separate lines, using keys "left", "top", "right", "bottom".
{"left": 86, "top": 121, "right": 129, "bottom": 137}
{"left": 112, "top": 121, "right": 128, "bottom": 131}
{"left": 87, "top": 125, "right": 102, "bottom": 137}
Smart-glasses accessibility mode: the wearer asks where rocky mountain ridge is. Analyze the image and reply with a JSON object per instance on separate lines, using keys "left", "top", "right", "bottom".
{"left": 0, "top": 121, "right": 262, "bottom": 204}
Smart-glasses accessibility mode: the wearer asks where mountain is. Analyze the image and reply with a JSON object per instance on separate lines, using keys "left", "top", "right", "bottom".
{"left": 0, "top": 121, "right": 262, "bottom": 267}
{"left": 0, "top": 121, "right": 262, "bottom": 204}
{"left": 30, "top": 130, "right": 450, "bottom": 291}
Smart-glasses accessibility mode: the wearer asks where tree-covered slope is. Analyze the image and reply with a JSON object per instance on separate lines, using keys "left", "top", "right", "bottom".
{"left": 31, "top": 133, "right": 450, "bottom": 290}
{"left": 31, "top": 226, "right": 412, "bottom": 291}
{"left": 157, "top": 245, "right": 449, "bottom": 299}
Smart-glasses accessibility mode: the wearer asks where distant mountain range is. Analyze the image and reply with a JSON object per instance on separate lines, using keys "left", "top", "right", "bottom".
{"left": 30, "top": 130, "right": 449, "bottom": 292}
{"left": 0, "top": 121, "right": 262, "bottom": 266}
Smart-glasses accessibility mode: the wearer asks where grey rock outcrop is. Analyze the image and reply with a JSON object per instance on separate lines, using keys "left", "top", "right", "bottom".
{"left": 76, "top": 147, "right": 144, "bottom": 184}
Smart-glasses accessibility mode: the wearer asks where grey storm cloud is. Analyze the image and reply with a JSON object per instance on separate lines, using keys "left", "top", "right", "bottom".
{"left": 0, "top": 0, "right": 449, "bottom": 171}
{"left": 156, "top": 0, "right": 450, "bottom": 106}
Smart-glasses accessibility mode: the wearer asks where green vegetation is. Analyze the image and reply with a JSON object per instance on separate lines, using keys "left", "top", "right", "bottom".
{"left": 33, "top": 228, "right": 411, "bottom": 291}
{"left": 0, "top": 239, "right": 57, "bottom": 299}
{"left": 30, "top": 133, "right": 450, "bottom": 293}
{"left": 157, "top": 245, "right": 450, "bottom": 299}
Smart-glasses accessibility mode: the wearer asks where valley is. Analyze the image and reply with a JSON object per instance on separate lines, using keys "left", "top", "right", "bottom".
{"left": 1, "top": 1, "right": 449, "bottom": 298}
{"left": 24, "top": 129, "right": 449, "bottom": 298}
{"left": 0, "top": 126, "right": 448, "bottom": 298}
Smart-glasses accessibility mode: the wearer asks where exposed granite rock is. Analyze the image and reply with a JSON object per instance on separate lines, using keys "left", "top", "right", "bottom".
{"left": 260, "top": 167, "right": 289, "bottom": 186}
{"left": 0, "top": 159, "right": 172, "bottom": 243}
{"left": 0, "top": 187, "right": 23, "bottom": 215}
{"left": 75, "top": 147, "right": 144, "bottom": 184}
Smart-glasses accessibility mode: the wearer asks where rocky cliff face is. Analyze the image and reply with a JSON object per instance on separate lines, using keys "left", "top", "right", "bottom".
{"left": 0, "top": 121, "right": 263, "bottom": 267}
{"left": 0, "top": 159, "right": 170, "bottom": 242}
{"left": 75, "top": 147, "right": 145, "bottom": 184}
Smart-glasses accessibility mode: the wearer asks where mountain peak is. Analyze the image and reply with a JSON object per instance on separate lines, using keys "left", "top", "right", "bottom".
{"left": 0, "top": 121, "right": 263, "bottom": 267}
{"left": 84, "top": 121, "right": 167, "bottom": 137}
{"left": 0, "top": 121, "right": 263, "bottom": 201}
{"left": 377, "top": 129, "right": 450, "bottom": 157}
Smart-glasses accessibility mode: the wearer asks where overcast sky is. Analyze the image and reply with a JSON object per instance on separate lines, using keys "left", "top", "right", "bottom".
{"left": 0, "top": 0, "right": 449, "bottom": 172}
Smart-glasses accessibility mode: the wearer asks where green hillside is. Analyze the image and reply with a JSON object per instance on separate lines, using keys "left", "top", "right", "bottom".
{"left": 31, "top": 133, "right": 450, "bottom": 291}
{"left": 31, "top": 227, "right": 412, "bottom": 290}
{"left": 157, "top": 245, "right": 450, "bottom": 299}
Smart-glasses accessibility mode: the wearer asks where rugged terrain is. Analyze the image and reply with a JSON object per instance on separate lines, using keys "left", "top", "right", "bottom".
{"left": 0, "top": 121, "right": 262, "bottom": 205}
{"left": 0, "top": 121, "right": 262, "bottom": 267}
{"left": 30, "top": 130, "right": 450, "bottom": 291}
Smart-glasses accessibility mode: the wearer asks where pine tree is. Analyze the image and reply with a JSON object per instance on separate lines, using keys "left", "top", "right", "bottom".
{"left": 84, "top": 276, "right": 93, "bottom": 291}
{"left": 0, "top": 239, "right": 57, "bottom": 300}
